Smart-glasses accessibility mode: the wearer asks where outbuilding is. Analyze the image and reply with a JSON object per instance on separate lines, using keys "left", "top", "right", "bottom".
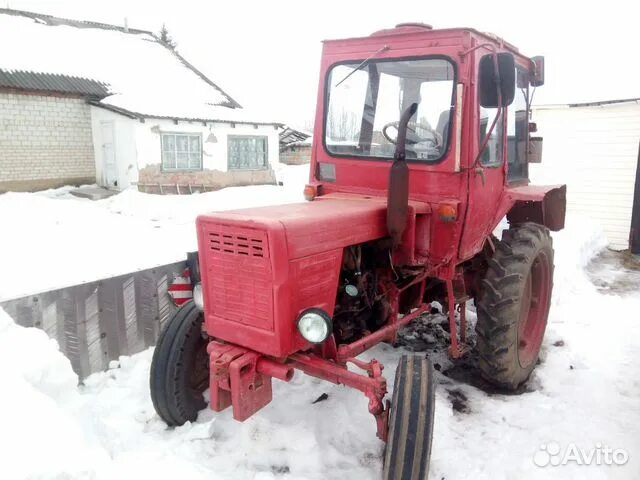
{"left": 531, "top": 98, "right": 640, "bottom": 251}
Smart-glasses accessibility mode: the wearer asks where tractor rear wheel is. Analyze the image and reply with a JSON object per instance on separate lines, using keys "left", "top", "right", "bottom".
{"left": 150, "top": 301, "right": 209, "bottom": 426}
{"left": 383, "top": 355, "right": 436, "bottom": 480}
{"left": 475, "top": 222, "right": 554, "bottom": 390}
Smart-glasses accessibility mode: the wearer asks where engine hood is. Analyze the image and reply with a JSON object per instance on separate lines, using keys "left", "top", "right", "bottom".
{"left": 197, "top": 194, "right": 393, "bottom": 259}
{"left": 196, "top": 193, "right": 430, "bottom": 357}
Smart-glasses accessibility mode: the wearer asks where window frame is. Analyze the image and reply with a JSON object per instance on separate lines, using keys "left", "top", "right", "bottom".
{"left": 506, "top": 66, "right": 531, "bottom": 184}
{"left": 227, "top": 135, "right": 269, "bottom": 171}
{"left": 322, "top": 54, "right": 458, "bottom": 165}
{"left": 478, "top": 104, "right": 505, "bottom": 168}
{"left": 160, "top": 132, "right": 203, "bottom": 172}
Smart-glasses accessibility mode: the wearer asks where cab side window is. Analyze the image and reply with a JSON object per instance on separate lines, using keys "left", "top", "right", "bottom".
{"left": 507, "top": 68, "right": 530, "bottom": 182}
{"left": 479, "top": 105, "right": 504, "bottom": 166}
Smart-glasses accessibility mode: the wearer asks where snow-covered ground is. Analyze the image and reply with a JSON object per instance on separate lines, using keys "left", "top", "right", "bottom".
{"left": 1, "top": 173, "right": 639, "bottom": 479}
{"left": 0, "top": 164, "right": 308, "bottom": 302}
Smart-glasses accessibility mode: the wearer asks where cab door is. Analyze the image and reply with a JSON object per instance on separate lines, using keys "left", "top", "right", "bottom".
{"left": 458, "top": 56, "right": 507, "bottom": 259}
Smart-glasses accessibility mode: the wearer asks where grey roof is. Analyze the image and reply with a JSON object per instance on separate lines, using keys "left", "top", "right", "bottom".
{"left": 279, "top": 126, "right": 311, "bottom": 149}
{"left": 567, "top": 98, "right": 640, "bottom": 108}
{"left": 0, "top": 69, "right": 110, "bottom": 98}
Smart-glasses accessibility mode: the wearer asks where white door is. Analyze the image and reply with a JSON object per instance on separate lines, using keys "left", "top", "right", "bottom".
{"left": 101, "top": 121, "right": 118, "bottom": 188}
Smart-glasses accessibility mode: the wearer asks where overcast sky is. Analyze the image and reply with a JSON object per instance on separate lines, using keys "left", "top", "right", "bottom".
{"left": 4, "top": 0, "right": 640, "bottom": 127}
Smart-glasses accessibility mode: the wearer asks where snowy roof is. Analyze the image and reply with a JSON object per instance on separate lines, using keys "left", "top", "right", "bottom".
{"left": 0, "top": 9, "right": 281, "bottom": 125}
{"left": 279, "top": 126, "right": 312, "bottom": 149}
{"left": 533, "top": 97, "right": 640, "bottom": 110}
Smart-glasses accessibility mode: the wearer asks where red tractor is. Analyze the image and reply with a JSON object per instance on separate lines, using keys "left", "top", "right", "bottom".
{"left": 151, "top": 23, "right": 566, "bottom": 478}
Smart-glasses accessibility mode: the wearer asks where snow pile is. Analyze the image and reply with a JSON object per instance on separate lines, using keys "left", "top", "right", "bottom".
{"left": 0, "top": 304, "right": 381, "bottom": 479}
{"left": 0, "top": 12, "right": 278, "bottom": 124}
{"left": 0, "top": 308, "right": 109, "bottom": 478}
{"left": 549, "top": 214, "right": 609, "bottom": 304}
{"left": 0, "top": 165, "right": 308, "bottom": 301}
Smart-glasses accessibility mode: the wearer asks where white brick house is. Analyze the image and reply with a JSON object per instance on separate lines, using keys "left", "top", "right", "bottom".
{"left": 0, "top": 9, "right": 282, "bottom": 193}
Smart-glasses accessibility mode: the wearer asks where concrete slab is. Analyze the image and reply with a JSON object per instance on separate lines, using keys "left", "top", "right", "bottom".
{"left": 70, "top": 187, "right": 118, "bottom": 200}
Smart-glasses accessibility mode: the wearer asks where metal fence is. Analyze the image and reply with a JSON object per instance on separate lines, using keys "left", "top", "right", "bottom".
{"left": 1, "top": 260, "right": 187, "bottom": 380}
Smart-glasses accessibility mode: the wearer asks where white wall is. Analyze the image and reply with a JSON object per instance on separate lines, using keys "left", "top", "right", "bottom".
{"left": 90, "top": 107, "right": 138, "bottom": 189}
{"left": 134, "top": 119, "right": 280, "bottom": 172}
{"left": 91, "top": 107, "right": 281, "bottom": 190}
{"left": 531, "top": 102, "right": 640, "bottom": 250}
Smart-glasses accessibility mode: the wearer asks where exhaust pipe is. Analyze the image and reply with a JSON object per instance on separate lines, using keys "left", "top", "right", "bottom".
{"left": 387, "top": 103, "right": 418, "bottom": 248}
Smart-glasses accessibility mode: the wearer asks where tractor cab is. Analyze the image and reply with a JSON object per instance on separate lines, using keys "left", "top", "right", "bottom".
{"left": 305, "top": 23, "right": 557, "bottom": 262}
{"left": 312, "top": 23, "right": 544, "bottom": 193}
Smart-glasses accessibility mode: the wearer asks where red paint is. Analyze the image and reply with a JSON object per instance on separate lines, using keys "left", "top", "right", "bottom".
{"left": 193, "top": 25, "right": 566, "bottom": 439}
{"left": 517, "top": 250, "right": 552, "bottom": 367}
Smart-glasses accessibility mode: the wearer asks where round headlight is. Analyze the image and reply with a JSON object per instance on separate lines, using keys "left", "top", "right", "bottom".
{"left": 297, "top": 309, "right": 332, "bottom": 344}
{"left": 193, "top": 282, "right": 204, "bottom": 311}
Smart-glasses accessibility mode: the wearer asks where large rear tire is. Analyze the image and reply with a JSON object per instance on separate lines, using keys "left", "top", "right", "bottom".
{"left": 475, "top": 222, "right": 554, "bottom": 390}
{"left": 383, "top": 355, "right": 436, "bottom": 480}
{"left": 150, "top": 301, "right": 209, "bottom": 426}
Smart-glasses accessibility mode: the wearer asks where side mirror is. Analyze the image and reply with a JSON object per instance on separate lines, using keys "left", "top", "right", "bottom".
{"left": 479, "top": 52, "right": 515, "bottom": 108}
{"left": 531, "top": 56, "right": 545, "bottom": 87}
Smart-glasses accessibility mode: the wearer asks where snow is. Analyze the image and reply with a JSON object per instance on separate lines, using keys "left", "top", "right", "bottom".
{"left": 0, "top": 164, "right": 310, "bottom": 302}
{"left": 0, "top": 12, "right": 278, "bottom": 124}
{"left": 1, "top": 174, "right": 640, "bottom": 478}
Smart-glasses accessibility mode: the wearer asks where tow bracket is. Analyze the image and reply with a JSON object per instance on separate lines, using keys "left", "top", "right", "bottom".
{"left": 208, "top": 341, "right": 294, "bottom": 421}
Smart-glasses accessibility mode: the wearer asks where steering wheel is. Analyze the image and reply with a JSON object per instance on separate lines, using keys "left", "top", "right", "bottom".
{"left": 382, "top": 121, "right": 442, "bottom": 147}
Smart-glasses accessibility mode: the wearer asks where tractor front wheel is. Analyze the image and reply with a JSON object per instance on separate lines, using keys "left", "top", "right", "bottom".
{"left": 383, "top": 355, "right": 436, "bottom": 480}
{"left": 475, "top": 222, "right": 554, "bottom": 390}
{"left": 150, "top": 301, "right": 209, "bottom": 426}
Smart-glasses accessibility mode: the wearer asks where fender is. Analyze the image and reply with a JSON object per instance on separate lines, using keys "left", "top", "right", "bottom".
{"left": 504, "top": 184, "right": 567, "bottom": 231}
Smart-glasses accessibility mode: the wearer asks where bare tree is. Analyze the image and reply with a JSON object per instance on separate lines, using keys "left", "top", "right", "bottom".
{"left": 327, "top": 108, "right": 359, "bottom": 141}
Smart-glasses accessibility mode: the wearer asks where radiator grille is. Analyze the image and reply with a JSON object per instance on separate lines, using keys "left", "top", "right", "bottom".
{"left": 205, "top": 225, "right": 274, "bottom": 331}
{"left": 209, "top": 231, "right": 266, "bottom": 258}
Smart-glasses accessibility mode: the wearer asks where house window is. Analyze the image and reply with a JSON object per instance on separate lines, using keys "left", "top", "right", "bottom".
{"left": 228, "top": 136, "right": 268, "bottom": 170}
{"left": 161, "top": 133, "right": 202, "bottom": 170}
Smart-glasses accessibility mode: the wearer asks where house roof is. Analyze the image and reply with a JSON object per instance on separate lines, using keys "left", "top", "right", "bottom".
{"left": 533, "top": 97, "right": 640, "bottom": 110}
{"left": 532, "top": 98, "right": 640, "bottom": 110}
{"left": 279, "top": 126, "right": 312, "bottom": 150}
{"left": 0, "top": 8, "right": 279, "bottom": 124}
{"left": 0, "top": 69, "right": 110, "bottom": 98}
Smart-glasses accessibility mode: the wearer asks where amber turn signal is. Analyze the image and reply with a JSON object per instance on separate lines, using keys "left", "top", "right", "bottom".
{"left": 437, "top": 204, "right": 457, "bottom": 222}
{"left": 303, "top": 184, "right": 317, "bottom": 201}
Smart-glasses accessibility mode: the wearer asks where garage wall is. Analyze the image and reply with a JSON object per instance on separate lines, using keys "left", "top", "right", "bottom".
{"left": 0, "top": 91, "right": 96, "bottom": 192}
{"left": 531, "top": 101, "right": 640, "bottom": 250}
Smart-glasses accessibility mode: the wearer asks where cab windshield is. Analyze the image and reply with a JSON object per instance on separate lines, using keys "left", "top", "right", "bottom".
{"left": 325, "top": 58, "right": 455, "bottom": 161}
